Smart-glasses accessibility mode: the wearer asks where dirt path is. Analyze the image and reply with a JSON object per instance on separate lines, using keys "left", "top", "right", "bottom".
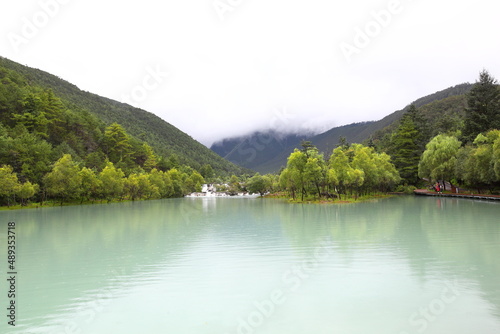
{"left": 414, "top": 189, "right": 500, "bottom": 201}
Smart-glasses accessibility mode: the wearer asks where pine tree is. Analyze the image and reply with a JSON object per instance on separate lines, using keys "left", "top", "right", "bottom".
{"left": 389, "top": 116, "right": 421, "bottom": 184}
{"left": 142, "top": 143, "right": 158, "bottom": 172}
{"left": 462, "top": 70, "right": 500, "bottom": 143}
{"left": 104, "top": 123, "right": 132, "bottom": 163}
{"left": 406, "top": 104, "right": 430, "bottom": 149}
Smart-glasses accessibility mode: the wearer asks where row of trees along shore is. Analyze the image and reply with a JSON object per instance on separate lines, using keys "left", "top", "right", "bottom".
{"left": 0, "top": 153, "right": 205, "bottom": 206}
{"left": 0, "top": 109, "right": 211, "bottom": 206}
{"left": 419, "top": 130, "right": 500, "bottom": 193}
{"left": 390, "top": 70, "right": 500, "bottom": 193}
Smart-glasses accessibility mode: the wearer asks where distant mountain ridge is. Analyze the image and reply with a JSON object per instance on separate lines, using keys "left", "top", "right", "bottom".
{"left": 211, "top": 131, "right": 308, "bottom": 171}
{"left": 211, "top": 83, "right": 473, "bottom": 173}
{"left": 0, "top": 56, "right": 249, "bottom": 175}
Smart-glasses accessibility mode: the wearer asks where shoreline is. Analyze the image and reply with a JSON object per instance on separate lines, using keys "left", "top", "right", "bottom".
{"left": 7, "top": 190, "right": 499, "bottom": 211}
{"left": 414, "top": 189, "right": 500, "bottom": 201}
{"left": 263, "top": 192, "right": 396, "bottom": 204}
{"left": 0, "top": 193, "right": 261, "bottom": 211}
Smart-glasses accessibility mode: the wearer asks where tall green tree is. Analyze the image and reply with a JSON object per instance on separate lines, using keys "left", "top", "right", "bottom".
{"left": 104, "top": 123, "right": 132, "bottom": 164}
{"left": 405, "top": 104, "right": 431, "bottom": 149}
{"left": 200, "top": 164, "right": 214, "bottom": 180}
{"left": 139, "top": 173, "right": 159, "bottom": 199}
{"left": 418, "top": 134, "right": 461, "bottom": 189}
{"left": 290, "top": 143, "right": 326, "bottom": 199}
{"left": 8, "top": 129, "right": 53, "bottom": 184}
{"left": 493, "top": 132, "right": 500, "bottom": 180}
{"left": 44, "top": 154, "right": 82, "bottom": 205}
{"left": 17, "top": 181, "right": 38, "bottom": 206}
{"left": 125, "top": 173, "right": 159, "bottom": 200}
{"left": 185, "top": 171, "right": 204, "bottom": 193}
{"left": 39, "top": 89, "right": 67, "bottom": 145}
{"left": 0, "top": 71, "right": 23, "bottom": 124}
{"left": 12, "top": 91, "right": 49, "bottom": 138}
{"left": 149, "top": 168, "right": 174, "bottom": 198}
{"left": 328, "top": 146, "right": 357, "bottom": 199}
{"left": 84, "top": 150, "right": 107, "bottom": 170}
{"left": 98, "top": 161, "right": 125, "bottom": 202}
{"left": 167, "top": 168, "right": 187, "bottom": 197}
{"left": 79, "top": 167, "right": 101, "bottom": 203}
{"left": 165, "top": 153, "right": 180, "bottom": 170}
{"left": 351, "top": 144, "right": 379, "bottom": 193}
{"left": 372, "top": 151, "right": 401, "bottom": 192}
{"left": 279, "top": 168, "right": 296, "bottom": 199}
{"left": 142, "top": 143, "right": 158, "bottom": 172}
{"left": 304, "top": 153, "right": 326, "bottom": 198}
{"left": 389, "top": 115, "right": 421, "bottom": 184}
{"left": 352, "top": 144, "right": 400, "bottom": 193}
{"left": 471, "top": 132, "right": 498, "bottom": 185}
{"left": 246, "top": 173, "right": 268, "bottom": 196}
{"left": 455, "top": 145, "right": 475, "bottom": 187}
{"left": 286, "top": 149, "right": 308, "bottom": 201}
{"left": 457, "top": 130, "right": 500, "bottom": 191}
{"left": 227, "top": 175, "right": 241, "bottom": 195}
{"left": 0, "top": 165, "right": 21, "bottom": 206}
{"left": 262, "top": 174, "right": 277, "bottom": 193}
{"left": 462, "top": 70, "right": 500, "bottom": 143}
{"left": 300, "top": 140, "right": 316, "bottom": 157}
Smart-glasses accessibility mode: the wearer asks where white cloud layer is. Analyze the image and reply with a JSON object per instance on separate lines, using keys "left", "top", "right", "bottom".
{"left": 1, "top": 0, "right": 499, "bottom": 145}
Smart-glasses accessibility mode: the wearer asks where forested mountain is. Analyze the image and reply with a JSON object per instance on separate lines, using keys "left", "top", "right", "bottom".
{"left": 211, "top": 83, "right": 473, "bottom": 173}
{"left": 0, "top": 56, "right": 248, "bottom": 175}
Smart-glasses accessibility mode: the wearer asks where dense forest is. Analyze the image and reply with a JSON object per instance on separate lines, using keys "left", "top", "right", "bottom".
{"left": 0, "top": 57, "right": 252, "bottom": 207}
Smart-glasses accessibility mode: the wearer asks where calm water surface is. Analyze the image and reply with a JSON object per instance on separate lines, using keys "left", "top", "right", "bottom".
{"left": 0, "top": 196, "right": 499, "bottom": 334}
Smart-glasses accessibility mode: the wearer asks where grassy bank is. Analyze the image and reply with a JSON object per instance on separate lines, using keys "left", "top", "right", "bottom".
{"left": 263, "top": 192, "right": 396, "bottom": 204}
{"left": 0, "top": 198, "right": 146, "bottom": 211}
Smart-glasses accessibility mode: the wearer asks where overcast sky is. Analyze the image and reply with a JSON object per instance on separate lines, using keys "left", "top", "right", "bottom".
{"left": 1, "top": 0, "right": 499, "bottom": 146}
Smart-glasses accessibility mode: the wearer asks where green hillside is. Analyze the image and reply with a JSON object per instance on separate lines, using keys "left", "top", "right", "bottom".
{"left": 0, "top": 56, "right": 247, "bottom": 176}
{"left": 315, "top": 83, "right": 472, "bottom": 153}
